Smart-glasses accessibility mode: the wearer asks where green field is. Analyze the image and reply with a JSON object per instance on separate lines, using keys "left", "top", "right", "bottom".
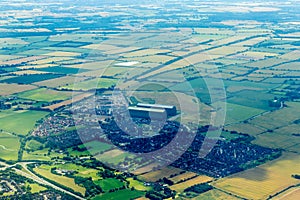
{"left": 0, "top": 74, "right": 65, "bottom": 84}
{"left": 92, "top": 189, "right": 144, "bottom": 200}
{"left": 33, "top": 165, "right": 86, "bottom": 195}
{"left": 17, "top": 88, "right": 74, "bottom": 102}
{"left": 26, "top": 182, "right": 47, "bottom": 194}
{"left": 0, "top": 131, "right": 20, "bottom": 160}
{"left": 222, "top": 103, "right": 265, "bottom": 124}
{"left": 36, "top": 66, "right": 89, "bottom": 74}
{"left": 227, "top": 90, "right": 277, "bottom": 110}
{"left": 0, "top": 110, "right": 48, "bottom": 135}
{"left": 83, "top": 141, "right": 113, "bottom": 154}
{"left": 25, "top": 139, "right": 44, "bottom": 151}
{"left": 95, "top": 150, "right": 136, "bottom": 165}
{"left": 127, "top": 178, "right": 152, "bottom": 191}
{"left": 54, "top": 163, "right": 100, "bottom": 180}
{"left": 69, "top": 141, "right": 113, "bottom": 157}
{"left": 94, "top": 178, "right": 125, "bottom": 192}
{"left": 22, "top": 148, "right": 66, "bottom": 161}
{"left": 61, "top": 78, "right": 117, "bottom": 91}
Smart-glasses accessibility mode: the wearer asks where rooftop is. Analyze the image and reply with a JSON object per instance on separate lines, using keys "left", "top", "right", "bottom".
{"left": 128, "top": 106, "right": 166, "bottom": 113}
{"left": 137, "top": 103, "right": 175, "bottom": 109}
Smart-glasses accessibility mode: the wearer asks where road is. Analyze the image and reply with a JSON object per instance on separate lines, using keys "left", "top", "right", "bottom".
{"left": 0, "top": 161, "right": 85, "bottom": 200}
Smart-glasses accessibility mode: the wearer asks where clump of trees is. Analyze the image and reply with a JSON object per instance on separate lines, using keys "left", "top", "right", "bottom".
{"left": 184, "top": 183, "right": 213, "bottom": 194}
{"left": 292, "top": 174, "right": 300, "bottom": 180}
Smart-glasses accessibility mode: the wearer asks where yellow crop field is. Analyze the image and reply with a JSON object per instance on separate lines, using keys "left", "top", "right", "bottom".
{"left": 233, "top": 51, "right": 279, "bottom": 60}
{"left": 231, "top": 36, "right": 268, "bottom": 47}
{"left": 28, "top": 57, "right": 74, "bottom": 65}
{"left": 75, "top": 60, "right": 114, "bottom": 70}
{"left": 245, "top": 57, "right": 285, "bottom": 68}
{"left": 133, "top": 163, "right": 161, "bottom": 175}
{"left": 194, "top": 28, "right": 235, "bottom": 35}
{"left": 81, "top": 43, "right": 119, "bottom": 51}
{"left": 35, "top": 76, "right": 88, "bottom": 87}
{"left": 123, "top": 49, "right": 170, "bottom": 57}
{"left": 125, "top": 55, "right": 175, "bottom": 64}
{"left": 49, "top": 33, "right": 99, "bottom": 42}
{"left": 12, "top": 70, "right": 49, "bottom": 75}
{"left": 43, "top": 93, "right": 93, "bottom": 111}
{"left": 185, "top": 45, "right": 211, "bottom": 53}
{"left": 170, "top": 175, "right": 213, "bottom": 192}
{"left": 253, "top": 124, "right": 300, "bottom": 152}
{"left": 209, "top": 35, "right": 251, "bottom": 46}
{"left": 105, "top": 46, "right": 140, "bottom": 55}
{"left": 226, "top": 85, "right": 264, "bottom": 93}
{"left": 0, "top": 83, "right": 37, "bottom": 96}
{"left": 0, "top": 54, "right": 21, "bottom": 62}
{"left": 206, "top": 46, "right": 248, "bottom": 56}
{"left": 273, "top": 187, "right": 300, "bottom": 200}
{"left": 138, "top": 167, "right": 184, "bottom": 182}
{"left": 274, "top": 62, "right": 300, "bottom": 71}
{"left": 169, "top": 172, "right": 198, "bottom": 184}
{"left": 0, "top": 38, "right": 28, "bottom": 45}
{"left": 279, "top": 50, "right": 300, "bottom": 60}
{"left": 249, "top": 102, "right": 300, "bottom": 130}
{"left": 18, "top": 64, "right": 57, "bottom": 70}
{"left": 212, "top": 153, "right": 300, "bottom": 200}
{"left": 44, "top": 51, "right": 81, "bottom": 57}
{"left": 224, "top": 123, "right": 266, "bottom": 136}
{"left": 0, "top": 55, "right": 46, "bottom": 66}
{"left": 284, "top": 71, "right": 300, "bottom": 78}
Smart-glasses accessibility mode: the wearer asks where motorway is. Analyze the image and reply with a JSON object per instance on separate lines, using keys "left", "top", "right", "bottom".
{"left": 0, "top": 161, "right": 85, "bottom": 200}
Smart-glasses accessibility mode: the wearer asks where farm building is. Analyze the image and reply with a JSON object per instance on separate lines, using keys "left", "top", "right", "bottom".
{"left": 137, "top": 103, "right": 177, "bottom": 116}
{"left": 128, "top": 106, "right": 167, "bottom": 119}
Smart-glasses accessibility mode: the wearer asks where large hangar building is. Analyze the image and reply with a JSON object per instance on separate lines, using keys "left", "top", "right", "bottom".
{"left": 136, "top": 103, "right": 177, "bottom": 116}
{"left": 128, "top": 106, "right": 167, "bottom": 120}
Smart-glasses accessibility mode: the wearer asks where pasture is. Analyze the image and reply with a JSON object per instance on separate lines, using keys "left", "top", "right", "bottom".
{"left": 249, "top": 102, "right": 300, "bottom": 130}
{"left": 224, "top": 123, "right": 266, "bottom": 136}
{"left": 35, "top": 76, "right": 88, "bottom": 87}
{"left": 61, "top": 78, "right": 117, "bottom": 91}
{"left": 26, "top": 183, "right": 47, "bottom": 194}
{"left": 33, "top": 165, "right": 86, "bottom": 196}
{"left": 253, "top": 124, "right": 300, "bottom": 152}
{"left": 94, "top": 178, "right": 125, "bottom": 192}
{"left": 25, "top": 139, "right": 43, "bottom": 151}
{"left": 0, "top": 131, "right": 20, "bottom": 161}
{"left": 219, "top": 102, "right": 265, "bottom": 125}
{"left": 54, "top": 163, "right": 99, "bottom": 180}
{"left": 82, "top": 140, "right": 113, "bottom": 155}
{"left": 17, "top": 88, "right": 75, "bottom": 102}
{"left": 127, "top": 178, "right": 152, "bottom": 191}
{"left": 95, "top": 149, "right": 135, "bottom": 165}
{"left": 92, "top": 189, "right": 144, "bottom": 200}
{"left": 0, "top": 110, "right": 48, "bottom": 135}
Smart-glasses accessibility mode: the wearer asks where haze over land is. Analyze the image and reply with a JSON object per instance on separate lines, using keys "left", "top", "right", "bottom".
{"left": 0, "top": 0, "right": 299, "bottom": 199}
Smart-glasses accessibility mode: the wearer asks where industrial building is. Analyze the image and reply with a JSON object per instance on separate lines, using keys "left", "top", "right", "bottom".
{"left": 136, "top": 103, "right": 177, "bottom": 116}
{"left": 128, "top": 106, "right": 167, "bottom": 119}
